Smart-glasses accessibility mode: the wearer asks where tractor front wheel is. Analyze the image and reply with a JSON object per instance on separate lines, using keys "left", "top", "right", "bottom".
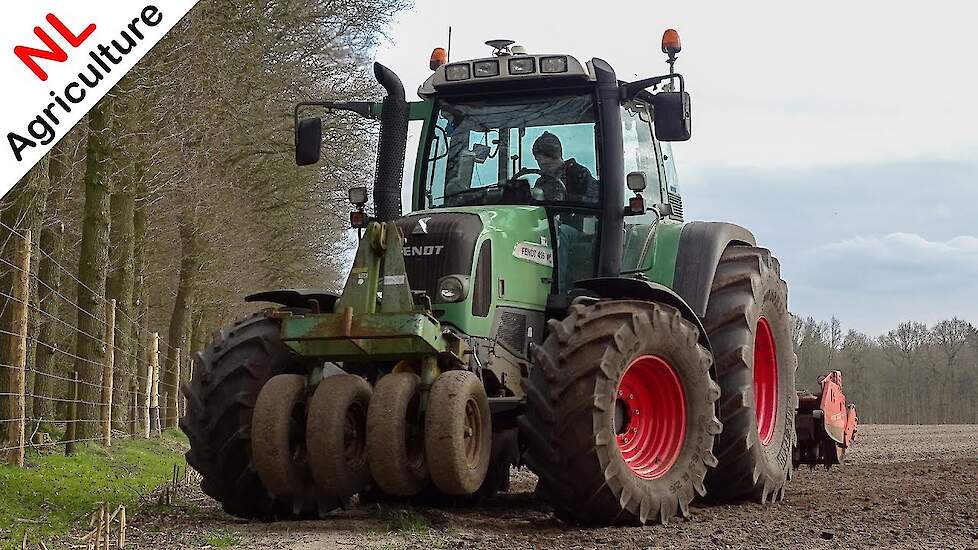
{"left": 520, "top": 300, "right": 721, "bottom": 525}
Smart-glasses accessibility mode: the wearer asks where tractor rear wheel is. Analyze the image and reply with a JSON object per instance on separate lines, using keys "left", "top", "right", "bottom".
{"left": 702, "top": 246, "right": 797, "bottom": 503}
{"left": 180, "top": 312, "right": 333, "bottom": 518}
{"left": 520, "top": 300, "right": 721, "bottom": 525}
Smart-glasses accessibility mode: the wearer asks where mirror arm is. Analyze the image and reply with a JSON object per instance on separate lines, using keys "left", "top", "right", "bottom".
{"left": 619, "top": 73, "right": 685, "bottom": 102}
{"left": 293, "top": 101, "right": 377, "bottom": 128}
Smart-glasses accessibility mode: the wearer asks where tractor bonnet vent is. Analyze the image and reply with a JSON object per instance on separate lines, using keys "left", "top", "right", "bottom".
{"left": 667, "top": 192, "right": 684, "bottom": 221}
{"left": 494, "top": 309, "right": 528, "bottom": 358}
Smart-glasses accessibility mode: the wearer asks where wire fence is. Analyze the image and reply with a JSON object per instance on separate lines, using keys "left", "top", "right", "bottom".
{"left": 0, "top": 223, "right": 189, "bottom": 465}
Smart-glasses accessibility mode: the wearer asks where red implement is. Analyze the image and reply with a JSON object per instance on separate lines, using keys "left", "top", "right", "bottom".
{"left": 793, "top": 370, "right": 857, "bottom": 468}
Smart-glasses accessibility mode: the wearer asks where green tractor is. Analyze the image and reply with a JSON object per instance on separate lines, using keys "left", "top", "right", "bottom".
{"left": 181, "top": 30, "right": 857, "bottom": 524}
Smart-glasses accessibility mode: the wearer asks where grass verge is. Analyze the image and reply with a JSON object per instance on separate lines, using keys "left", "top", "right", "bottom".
{"left": 0, "top": 428, "right": 188, "bottom": 548}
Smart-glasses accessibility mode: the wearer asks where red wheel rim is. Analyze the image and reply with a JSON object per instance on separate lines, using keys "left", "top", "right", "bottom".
{"left": 615, "top": 355, "right": 686, "bottom": 480}
{"left": 754, "top": 317, "right": 778, "bottom": 446}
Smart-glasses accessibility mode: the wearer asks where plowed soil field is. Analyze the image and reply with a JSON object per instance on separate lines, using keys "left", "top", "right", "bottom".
{"left": 127, "top": 424, "right": 978, "bottom": 549}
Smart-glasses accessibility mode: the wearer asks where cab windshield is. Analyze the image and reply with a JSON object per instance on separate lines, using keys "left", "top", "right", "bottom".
{"left": 423, "top": 95, "right": 600, "bottom": 209}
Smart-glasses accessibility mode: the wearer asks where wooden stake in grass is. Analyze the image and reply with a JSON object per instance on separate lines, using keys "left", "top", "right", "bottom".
{"left": 2, "top": 229, "right": 30, "bottom": 467}
{"left": 65, "top": 371, "right": 80, "bottom": 457}
{"left": 149, "top": 332, "right": 161, "bottom": 435}
{"left": 129, "top": 379, "right": 138, "bottom": 438}
{"left": 118, "top": 506, "right": 126, "bottom": 549}
{"left": 100, "top": 299, "right": 116, "bottom": 447}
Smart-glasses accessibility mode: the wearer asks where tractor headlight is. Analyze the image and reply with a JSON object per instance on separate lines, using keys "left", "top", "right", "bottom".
{"left": 437, "top": 275, "right": 469, "bottom": 303}
{"left": 444, "top": 63, "right": 471, "bottom": 81}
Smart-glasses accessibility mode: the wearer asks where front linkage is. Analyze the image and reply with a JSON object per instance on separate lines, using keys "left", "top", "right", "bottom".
{"left": 251, "top": 221, "right": 491, "bottom": 506}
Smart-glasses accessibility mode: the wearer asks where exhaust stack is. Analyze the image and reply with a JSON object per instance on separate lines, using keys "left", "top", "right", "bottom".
{"left": 372, "top": 62, "right": 409, "bottom": 222}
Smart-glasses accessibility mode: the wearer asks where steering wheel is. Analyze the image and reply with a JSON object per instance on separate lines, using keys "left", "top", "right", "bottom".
{"left": 509, "top": 167, "right": 545, "bottom": 183}
{"left": 510, "top": 168, "right": 567, "bottom": 200}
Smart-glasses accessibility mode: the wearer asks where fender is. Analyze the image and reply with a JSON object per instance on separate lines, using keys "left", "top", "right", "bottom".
{"left": 245, "top": 289, "right": 339, "bottom": 313}
{"left": 672, "top": 222, "right": 755, "bottom": 317}
{"left": 574, "top": 277, "right": 711, "bottom": 352}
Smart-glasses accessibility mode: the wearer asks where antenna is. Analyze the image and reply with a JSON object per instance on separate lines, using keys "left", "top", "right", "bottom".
{"left": 447, "top": 26, "right": 452, "bottom": 62}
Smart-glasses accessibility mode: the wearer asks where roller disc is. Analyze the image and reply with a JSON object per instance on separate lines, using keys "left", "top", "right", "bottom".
{"left": 307, "top": 374, "right": 373, "bottom": 498}
{"left": 425, "top": 370, "right": 492, "bottom": 495}
{"left": 251, "top": 374, "right": 316, "bottom": 506}
{"left": 366, "top": 373, "right": 428, "bottom": 496}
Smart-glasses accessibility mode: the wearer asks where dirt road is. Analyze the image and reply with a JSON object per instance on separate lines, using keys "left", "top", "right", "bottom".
{"left": 127, "top": 425, "right": 978, "bottom": 549}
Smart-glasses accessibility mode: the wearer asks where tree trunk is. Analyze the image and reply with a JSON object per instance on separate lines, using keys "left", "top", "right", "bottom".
{"left": 131, "top": 199, "right": 148, "bottom": 434}
{"left": 32, "top": 139, "right": 73, "bottom": 423}
{"left": 73, "top": 103, "right": 114, "bottom": 438}
{"left": 106, "top": 166, "right": 137, "bottom": 428}
{"left": 1, "top": 158, "right": 49, "bottom": 436}
{"left": 163, "top": 210, "right": 202, "bottom": 428}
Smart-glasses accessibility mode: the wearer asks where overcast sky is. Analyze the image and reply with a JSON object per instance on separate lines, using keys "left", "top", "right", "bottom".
{"left": 374, "top": 0, "right": 978, "bottom": 335}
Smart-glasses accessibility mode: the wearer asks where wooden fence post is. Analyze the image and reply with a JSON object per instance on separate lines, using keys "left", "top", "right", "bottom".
{"left": 2, "top": 229, "right": 30, "bottom": 467}
{"left": 100, "top": 299, "right": 116, "bottom": 446}
{"left": 169, "top": 347, "right": 181, "bottom": 427}
{"left": 129, "top": 379, "right": 138, "bottom": 438}
{"left": 65, "top": 371, "right": 79, "bottom": 456}
{"left": 142, "top": 349, "right": 151, "bottom": 439}
{"left": 149, "top": 332, "right": 161, "bottom": 435}
{"left": 184, "top": 358, "right": 193, "bottom": 417}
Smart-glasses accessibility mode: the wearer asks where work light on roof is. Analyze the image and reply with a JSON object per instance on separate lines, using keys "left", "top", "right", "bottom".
{"left": 445, "top": 63, "right": 471, "bottom": 81}
{"left": 473, "top": 60, "right": 500, "bottom": 78}
{"left": 540, "top": 56, "right": 568, "bottom": 73}
{"left": 508, "top": 57, "right": 535, "bottom": 75}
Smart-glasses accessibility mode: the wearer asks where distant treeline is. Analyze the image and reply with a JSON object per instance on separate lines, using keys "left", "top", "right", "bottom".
{"left": 793, "top": 316, "right": 978, "bottom": 424}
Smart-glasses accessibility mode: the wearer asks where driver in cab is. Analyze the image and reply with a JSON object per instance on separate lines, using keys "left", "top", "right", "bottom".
{"left": 530, "top": 131, "right": 598, "bottom": 203}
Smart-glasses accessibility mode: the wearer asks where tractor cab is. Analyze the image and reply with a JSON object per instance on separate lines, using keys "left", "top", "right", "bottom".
{"left": 410, "top": 39, "right": 690, "bottom": 296}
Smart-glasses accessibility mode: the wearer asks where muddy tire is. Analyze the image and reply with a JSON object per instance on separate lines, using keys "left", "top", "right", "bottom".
{"left": 702, "top": 246, "right": 797, "bottom": 503}
{"left": 520, "top": 300, "right": 721, "bottom": 525}
{"left": 366, "top": 373, "right": 428, "bottom": 496}
{"left": 425, "top": 371, "right": 492, "bottom": 495}
{"left": 306, "top": 374, "right": 372, "bottom": 499}
{"left": 180, "top": 312, "right": 332, "bottom": 518}
{"left": 252, "top": 374, "right": 320, "bottom": 511}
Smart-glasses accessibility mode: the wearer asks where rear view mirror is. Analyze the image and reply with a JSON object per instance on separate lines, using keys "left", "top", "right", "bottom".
{"left": 652, "top": 92, "right": 691, "bottom": 142}
{"left": 470, "top": 143, "right": 491, "bottom": 164}
{"left": 295, "top": 118, "right": 322, "bottom": 166}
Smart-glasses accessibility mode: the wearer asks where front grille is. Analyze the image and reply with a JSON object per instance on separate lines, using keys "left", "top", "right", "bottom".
{"left": 667, "top": 192, "right": 684, "bottom": 221}
{"left": 393, "top": 213, "right": 483, "bottom": 299}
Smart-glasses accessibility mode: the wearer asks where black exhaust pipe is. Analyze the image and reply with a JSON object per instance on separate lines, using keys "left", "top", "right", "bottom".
{"left": 373, "top": 62, "right": 409, "bottom": 222}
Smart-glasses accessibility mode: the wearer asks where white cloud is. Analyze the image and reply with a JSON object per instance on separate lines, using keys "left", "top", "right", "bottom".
{"left": 790, "top": 233, "right": 978, "bottom": 333}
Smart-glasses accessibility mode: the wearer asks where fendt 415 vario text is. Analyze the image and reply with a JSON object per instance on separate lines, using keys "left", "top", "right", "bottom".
{"left": 181, "top": 31, "right": 858, "bottom": 524}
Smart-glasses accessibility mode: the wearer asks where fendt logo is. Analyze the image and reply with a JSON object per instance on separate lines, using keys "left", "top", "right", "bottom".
{"left": 403, "top": 245, "right": 444, "bottom": 257}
